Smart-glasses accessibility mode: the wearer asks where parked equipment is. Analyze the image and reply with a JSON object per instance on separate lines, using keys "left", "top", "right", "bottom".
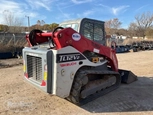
{"left": 132, "top": 41, "right": 153, "bottom": 52}
{"left": 23, "top": 18, "right": 137, "bottom": 105}
{"left": 111, "top": 45, "right": 131, "bottom": 53}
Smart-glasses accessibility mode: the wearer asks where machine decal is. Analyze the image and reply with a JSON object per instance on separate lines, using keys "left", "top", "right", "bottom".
{"left": 93, "top": 48, "right": 100, "bottom": 53}
{"left": 56, "top": 53, "right": 86, "bottom": 63}
{"left": 72, "top": 33, "right": 81, "bottom": 41}
{"left": 60, "top": 62, "right": 77, "bottom": 67}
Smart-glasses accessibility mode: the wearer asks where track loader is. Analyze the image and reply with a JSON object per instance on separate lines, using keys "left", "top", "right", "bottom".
{"left": 23, "top": 18, "right": 137, "bottom": 105}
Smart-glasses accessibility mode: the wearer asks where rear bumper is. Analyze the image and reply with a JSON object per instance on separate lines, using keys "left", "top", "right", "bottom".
{"left": 22, "top": 47, "right": 54, "bottom": 94}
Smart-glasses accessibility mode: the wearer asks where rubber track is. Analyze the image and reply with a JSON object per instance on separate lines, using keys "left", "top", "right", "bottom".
{"left": 67, "top": 70, "right": 121, "bottom": 106}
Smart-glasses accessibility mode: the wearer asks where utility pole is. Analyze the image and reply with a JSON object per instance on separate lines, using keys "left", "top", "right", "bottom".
{"left": 25, "top": 15, "right": 30, "bottom": 32}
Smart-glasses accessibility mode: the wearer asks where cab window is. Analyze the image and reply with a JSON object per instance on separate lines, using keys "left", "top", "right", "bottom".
{"left": 82, "top": 21, "right": 104, "bottom": 41}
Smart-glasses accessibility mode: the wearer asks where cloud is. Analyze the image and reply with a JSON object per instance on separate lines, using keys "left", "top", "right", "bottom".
{"left": 0, "top": 1, "right": 25, "bottom": 14}
{"left": 99, "top": 4, "right": 129, "bottom": 16}
{"left": 112, "top": 5, "right": 129, "bottom": 15}
{"left": 71, "top": 0, "right": 93, "bottom": 4}
{"left": 77, "top": 9, "right": 95, "bottom": 17}
{"left": 135, "top": 5, "right": 149, "bottom": 12}
{"left": 56, "top": 5, "right": 72, "bottom": 20}
{"left": 25, "top": 0, "right": 54, "bottom": 11}
{"left": 0, "top": 0, "right": 44, "bottom": 25}
{"left": 0, "top": 0, "right": 26, "bottom": 23}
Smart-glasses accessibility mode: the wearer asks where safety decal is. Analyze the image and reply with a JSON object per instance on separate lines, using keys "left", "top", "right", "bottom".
{"left": 93, "top": 48, "right": 100, "bottom": 53}
{"left": 72, "top": 33, "right": 81, "bottom": 41}
{"left": 44, "top": 72, "right": 47, "bottom": 81}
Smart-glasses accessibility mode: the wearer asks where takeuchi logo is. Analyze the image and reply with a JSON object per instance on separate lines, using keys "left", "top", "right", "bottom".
{"left": 72, "top": 33, "right": 81, "bottom": 41}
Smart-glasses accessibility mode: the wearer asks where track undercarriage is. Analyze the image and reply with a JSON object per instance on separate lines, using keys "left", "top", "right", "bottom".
{"left": 67, "top": 69, "right": 121, "bottom": 105}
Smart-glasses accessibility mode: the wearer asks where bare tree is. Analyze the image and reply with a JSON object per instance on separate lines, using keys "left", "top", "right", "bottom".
{"left": 111, "top": 18, "right": 122, "bottom": 29}
{"left": 41, "top": 20, "right": 45, "bottom": 26}
{"left": 105, "top": 20, "right": 111, "bottom": 35}
{"left": 41, "top": 20, "right": 45, "bottom": 30}
{"left": 128, "top": 22, "right": 138, "bottom": 37}
{"left": 36, "top": 20, "right": 41, "bottom": 29}
{"left": 145, "top": 27, "right": 153, "bottom": 39}
{"left": 105, "top": 18, "right": 122, "bottom": 35}
{"left": 134, "top": 12, "right": 153, "bottom": 38}
{"left": 3, "top": 10, "right": 24, "bottom": 33}
{"left": 37, "top": 20, "right": 41, "bottom": 25}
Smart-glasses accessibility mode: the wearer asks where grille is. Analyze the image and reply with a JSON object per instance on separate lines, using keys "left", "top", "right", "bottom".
{"left": 27, "top": 55, "right": 42, "bottom": 83}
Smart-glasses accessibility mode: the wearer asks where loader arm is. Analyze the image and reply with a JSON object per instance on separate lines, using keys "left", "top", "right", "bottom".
{"left": 55, "top": 28, "right": 118, "bottom": 71}
{"left": 27, "top": 27, "right": 118, "bottom": 72}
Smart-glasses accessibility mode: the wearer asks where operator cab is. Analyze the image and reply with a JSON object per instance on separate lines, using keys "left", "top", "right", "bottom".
{"left": 59, "top": 18, "right": 106, "bottom": 46}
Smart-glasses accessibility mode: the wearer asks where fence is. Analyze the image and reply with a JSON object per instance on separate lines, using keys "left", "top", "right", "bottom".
{"left": 0, "top": 33, "right": 28, "bottom": 53}
{"left": 0, "top": 33, "right": 28, "bottom": 58}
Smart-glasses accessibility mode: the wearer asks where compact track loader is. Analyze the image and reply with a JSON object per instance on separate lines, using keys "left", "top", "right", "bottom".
{"left": 23, "top": 18, "right": 137, "bottom": 105}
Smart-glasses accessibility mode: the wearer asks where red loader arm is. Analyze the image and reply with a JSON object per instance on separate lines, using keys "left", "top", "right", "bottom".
{"left": 26, "top": 27, "right": 118, "bottom": 72}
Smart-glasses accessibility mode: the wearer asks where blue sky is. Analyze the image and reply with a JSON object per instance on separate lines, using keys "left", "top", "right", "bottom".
{"left": 0, "top": 0, "right": 153, "bottom": 28}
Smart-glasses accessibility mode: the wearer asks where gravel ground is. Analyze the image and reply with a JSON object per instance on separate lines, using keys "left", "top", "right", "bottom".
{"left": 0, "top": 50, "right": 153, "bottom": 115}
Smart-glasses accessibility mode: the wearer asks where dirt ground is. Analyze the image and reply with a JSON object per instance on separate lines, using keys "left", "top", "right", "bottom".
{"left": 0, "top": 50, "right": 153, "bottom": 115}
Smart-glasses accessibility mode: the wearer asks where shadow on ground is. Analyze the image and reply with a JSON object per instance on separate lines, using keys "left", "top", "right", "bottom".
{"left": 0, "top": 58, "right": 23, "bottom": 69}
{"left": 81, "top": 76, "right": 153, "bottom": 113}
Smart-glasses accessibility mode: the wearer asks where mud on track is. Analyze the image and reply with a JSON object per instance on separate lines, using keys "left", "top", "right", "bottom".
{"left": 0, "top": 50, "right": 153, "bottom": 115}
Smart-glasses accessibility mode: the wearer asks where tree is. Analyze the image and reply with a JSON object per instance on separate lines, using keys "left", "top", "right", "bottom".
{"left": 30, "top": 24, "right": 38, "bottom": 30}
{"left": 105, "top": 18, "right": 122, "bottom": 35}
{"left": 42, "top": 24, "right": 50, "bottom": 30}
{"left": 128, "top": 22, "right": 138, "bottom": 37}
{"left": 41, "top": 20, "right": 45, "bottom": 26}
{"left": 37, "top": 20, "right": 41, "bottom": 25}
{"left": 30, "top": 23, "right": 58, "bottom": 31}
{"left": 145, "top": 27, "right": 153, "bottom": 39}
{"left": 49, "top": 23, "right": 59, "bottom": 31}
{"left": 117, "top": 28, "right": 128, "bottom": 36}
{"left": 36, "top": 20, "right": 46, "bottom": 30}
{"left": 36, "top": 20, "right": 41, "bottom": 29}
{"left": 3, "top": 10, "right": 24, "bottom": 33}
{"left": 41, "top": 20, "right": 46, "bottom": 30}
{"left": 0, "top": 24, "right": 9, "bottom": 32}
{"left": 105, "top": 20, "right": 112, "bottom": 35}
{"left": 132, "top": 12, "right": 153, "bottom": 38}
{"left": 111, "top": 18, "right": 122, "bottom": 29}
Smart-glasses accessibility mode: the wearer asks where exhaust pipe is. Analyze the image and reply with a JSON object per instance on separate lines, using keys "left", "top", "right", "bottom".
{"left": 119, "top": 69, "right": 137, "bottom": 84}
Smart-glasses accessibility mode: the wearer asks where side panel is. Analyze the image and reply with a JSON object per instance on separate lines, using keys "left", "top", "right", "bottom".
{"left": 54, "top": 46, "right": 107, "bottom": 98}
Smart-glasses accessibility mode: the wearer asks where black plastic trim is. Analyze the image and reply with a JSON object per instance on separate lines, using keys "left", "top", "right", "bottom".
{"left": 47, "top": 51, "right": 53, "bottom": 94}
